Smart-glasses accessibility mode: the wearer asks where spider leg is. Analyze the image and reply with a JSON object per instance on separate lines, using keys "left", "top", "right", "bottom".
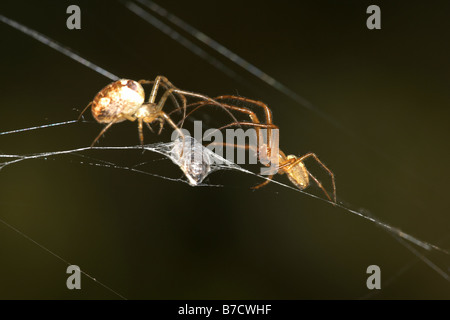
{"left": 144, "top": 76, "right": 176, "bottom": 104}
{"left": 159, "top": 111, "right": 185, "bottom": 139}
{"left": 289, "top": 153, "right": 336, "bottom": 203}
{"left": 175, "top": 100, "right": 261, "bottom": 126}
{"left": 151, "top": 81, "right": 243, "bottom": 126}
{"left": 204, "top": 120, "right": 279, "bottom": 165}
{"left": 252, "top": 173, "right": 275, "bottom": 189}
{"left": 154, "top": 76, "right": 188, "bottom": 127}
{"left": 139, "top": 78, "right": 186, "bottom": 125}
{"left": 138, "top": 118, "right": 145, "bottom": 147}
{"left": 118, "top": 113, "right": 145, "bottom": 147}
{"left": 121, "top": 114, "right": 137, "bottom": 122}
{"left": 176, "top": 93, "right": 188, "bottom": 128}
{"left": 215, "top": 95, "right": 273, "bottom": 124}
{"left": 252, "top": 153, "right": 295, "bottom": 189}
{"left": 175, "top": 100, "right": 277, "bottom": 160}
{"left": 90, "top": 121, "right": 115, "bottom": 147}
{"left": 145, "top": 122, "right": 155, "bottom": 133}
{"left": 172, "top": 89, "right": 240, "bottom": 127}
{"left": 156, "top": 87, "right": 177, "bottom": 112}
{"left": 142, "top": 79, "right": 188, "bottom": 129}
{"left": 91, "top": 112, "right": 142, "bottom": 147}
{"left": 174, "top": 95, "right": 273, "bottom": 128}
{"left": 307, "top": 172, "right": 333, "bottom": 203}
{"left": 181, "top": 99, "right": 284, "bottom": 190}
{"left": 138, "top": 78, "right": 162, "bottom": 104}
{"left": 144, "top": 117, "right": 164, "bottom": 135}
{"left": 78, "top": 102, "right": 92, "bottom": 121}
{"left": 211, "top": 121, "right": 278, "bottom": 134}
{"left": 215, "top": 95, "right": 274, "bottom": 149}
{"left": 156, "top": 118, "right": 165, "bottom": 135}
{"left": 158, "top": 111, "right": 186, "bottom": 157}
{"left": 148, "top": 77, "right": 163, "bottom": 104}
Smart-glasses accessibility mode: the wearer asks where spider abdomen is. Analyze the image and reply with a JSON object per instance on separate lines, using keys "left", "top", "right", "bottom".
{"left": 91, "top": 79, "right": 145, "bottom": 123}
{"left": 286, "top": 159, "right": 309, "bottom": 190}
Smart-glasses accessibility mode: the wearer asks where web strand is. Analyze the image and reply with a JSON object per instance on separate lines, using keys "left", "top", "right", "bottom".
{"left": 0, "top": 14, "right": 119, "bottom": 81}
{"left": 123, "top": 1, "right": 249, "bottom": 88}
{"left": 130, "top": 0, "right": 337, "bottom": 126}
{"left": 0, "top": 215, "right": 127, "bottom": 299}
{"left": 0, "top": 120, "right": 78, "bottom": 136}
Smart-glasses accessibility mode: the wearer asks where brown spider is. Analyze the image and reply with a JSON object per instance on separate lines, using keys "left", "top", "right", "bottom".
{"left": 79, "top": 77, "right": 239, "bottom": 147}
{"left": 175, "top": 96, "right": 337, "bottom": 203}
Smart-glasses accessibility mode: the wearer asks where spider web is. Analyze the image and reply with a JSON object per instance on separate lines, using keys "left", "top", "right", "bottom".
{"left": 0, "top": 5, "right": 449, "bottom": 299}
{"left": 1, "top": 119, "right": 449, "bottom": 298}
{"left": 2, "top": 122, "right": 449, "bottom": 253}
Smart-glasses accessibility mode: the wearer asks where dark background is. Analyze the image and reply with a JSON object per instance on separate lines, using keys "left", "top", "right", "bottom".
{"left": 0, "top": 0, "right": 449, "bottom": 299}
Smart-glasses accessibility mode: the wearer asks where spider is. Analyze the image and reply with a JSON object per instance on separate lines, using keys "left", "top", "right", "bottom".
{"left": 79, "top": 76, "right": 239, "bottom": 147}
{"left": 173, "top": 96, "right": 337, "bottom": 203}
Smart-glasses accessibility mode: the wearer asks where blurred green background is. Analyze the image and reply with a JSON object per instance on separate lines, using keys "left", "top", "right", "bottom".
{"left": 0, "top": 0, "right": 449, "bottom": 299}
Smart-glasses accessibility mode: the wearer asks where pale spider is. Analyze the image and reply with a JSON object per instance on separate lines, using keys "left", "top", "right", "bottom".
{"left": 172, "top": 96, "right": 337, "bottom": 203}
{"left": 79, "top": 76, "right": 238, "bottom": 147}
